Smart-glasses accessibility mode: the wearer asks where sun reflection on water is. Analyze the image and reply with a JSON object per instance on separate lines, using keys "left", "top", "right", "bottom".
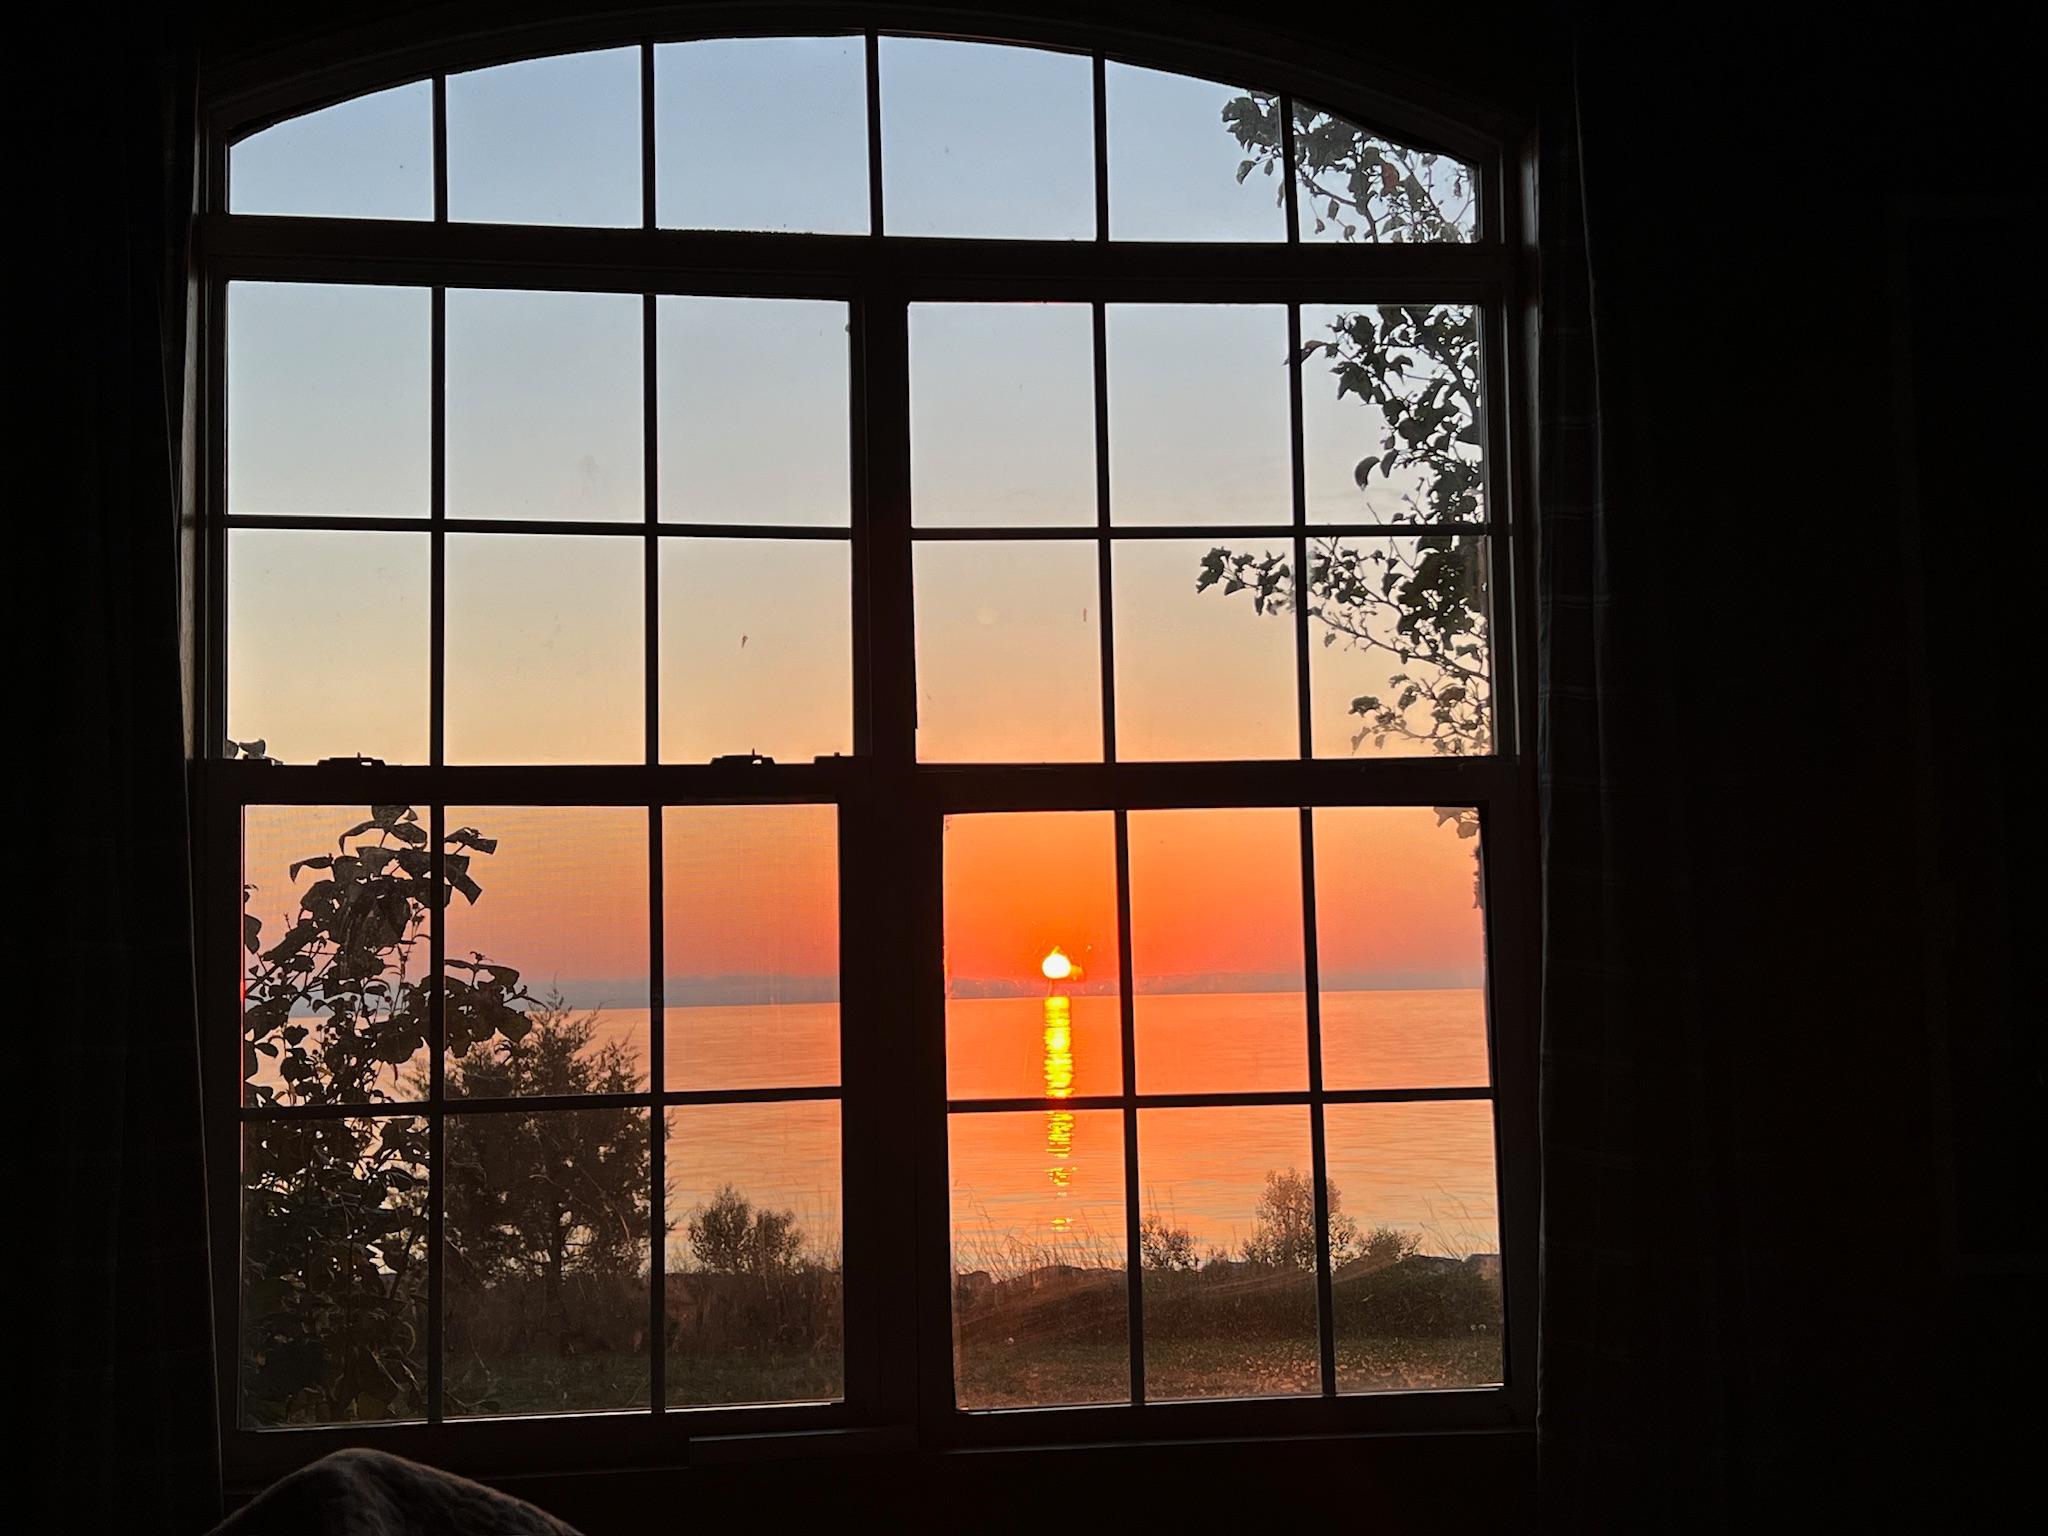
{"left": 1043, "top": 993, "right": 1075, "bottom": 1229}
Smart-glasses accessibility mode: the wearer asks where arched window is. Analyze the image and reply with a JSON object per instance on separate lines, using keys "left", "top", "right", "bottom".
{"left": 201, "top": 18, "right": 1532, "bottom": 1476}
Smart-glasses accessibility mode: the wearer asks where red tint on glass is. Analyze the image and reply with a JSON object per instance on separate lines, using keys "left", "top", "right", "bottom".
{"left": 665, "top": 1100, "right": 843, "bottom": 1406}
{"left": 945, "top": 812, "right": 1122, "bottom": 1100}
{"left": 1313, "top": 806, "right": 1489, "bottom": 1090}
{"left": 1127, "top": 809, "right": 1305, "bottom": 1093}
{"left": 1136, "top": 1105, "right": 1320, "bottom": 1400}
{"left": 663, "top": 805, "right": 839, "bottom": 1092}
{"left": 950, "top": 1109, "right": 1130, "bottom": 1409}
{"left": 1322, "top": 1100, "right": 1503, "bottom": 1392}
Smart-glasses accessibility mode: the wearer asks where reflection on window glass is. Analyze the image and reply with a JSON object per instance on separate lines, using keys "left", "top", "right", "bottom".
{"left": 240, "top": 1117, "right": 428, "bottom": 1426}
{"left": 1137, "top": 1105, "right": 1320, "bottom": 1400}
{"left": 445, "top": 1109, "right": 651, "bottom": 1415}
{"left": 1107, "top": 65, "right": 1282, "bottom": 242}
{"left": 655, "top": 37, "right": 868, "bottom": 233}
{"left": 911, "top": 303, "right": 1096, "bottom": 528}
{"left": 1323, "top": 1102, "right": 1502, "bottom": 1392}
{"left": 442, "top": 806, "right": 650, "bottom": 1095}
{"left": 231, "top": 82, "right": 433, "bottom": 220}
{"left": 1127, "top": 809, "right": 1305, "bottom": 1093}
{"left": 667, "top": 1101, "right": 844, "bottom": 1405}
{"left": 945, "top": 811, "right": 1122, "bottom": 1101}
{"left": 447, "top": 47, "right": 641, "bottom": 226}
{"left": 446, "top": 288, "right": 643, "bottom": 522}
{"left": 664, "top": 804, "right": 838, "bottom": 1093}
{"left": 1289, "top": 103, "right": 1478, "bottom": 244}
{"left": 915, "top": 540, "right": 1102, "bottom": 763}
{"left": 1107, "top": 304, "right": 1290, "bottom": 525}
{"left": 951, "top": 1110, "right": 1130, "bottom": 1409}
{"left": 1304, "top": 536, "right": 1491, "bottom": 758}
{"left": 658, "top": 297, "right": 850, "bottom": 527}
{"left": 880, "top": 37, "right": 1093, "bottom": 239}
{"left": 1301, "top": 304, "right": 1484, "bottom": 525}
{"left": 229, "top": 529, "right": 428, "bottom": 765}
{"left": 444, "top": 534, "right": 643, "bottom": 764}
{"left": 660, "top": 539, "right": 851, "bottom": 764}
{"left": 228, "top": 282, "right": 430, "bottom": 518}
{"left": 1314, "top": 806, "right": 1489, "bottom": 1090}
{"left": 1113, "top": 538, "right": 1296, "bottom": 761}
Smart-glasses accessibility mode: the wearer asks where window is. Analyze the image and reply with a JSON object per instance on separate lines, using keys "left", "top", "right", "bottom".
{"left": 203, "top": 22, "right": 1528, "bottom": 1469}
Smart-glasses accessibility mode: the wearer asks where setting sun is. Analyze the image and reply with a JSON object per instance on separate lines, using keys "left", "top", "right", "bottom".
{"left": 1040, "top": 947, "right": 1076, "bottom": 982}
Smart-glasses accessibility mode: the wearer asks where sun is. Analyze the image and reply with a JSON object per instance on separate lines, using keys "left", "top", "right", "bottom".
{"left": 1040, "top": 947, "right": 1076, "bottom": 982}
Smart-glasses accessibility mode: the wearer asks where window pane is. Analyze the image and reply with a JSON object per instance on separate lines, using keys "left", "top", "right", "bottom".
{"left": 228, "top": 529, "right": 428, "bottom": 765}
{"left": 915, "top": 540, "right": 1102, "bottom": 763}
{"left": 447, "top": 288, "right": 643, "bottom": 522}
{"left": 1324, "top": 1102, "right": 1503, "bottom": 1391}
{"left": 911, "top": 303, "right": 1095, "bottom": 528}
{"left": 241, "top": 1117, "right": 428, "bottom": 1426}
{"left": 945, "top": 812, "right": 1122, "bottom": 1101}
{"left": 231, "top": 82, "right": 433, "bottom": 220}
{"left": 1306, "top": 535, "right": 1492, "bottom": 757}
{"left": 951, "top": 1109, "right": 1129, "bottom": 1409}
{"left": 655, "top": 37, "right": 867, "bottom": 233}
{"left": 880, "top": 37, "right": 1093, "bottom": 239}
{"left": 447, "top": 47, "right": 641, "bottom": 226}
{"left": 445, "top": 1109, "right": 652, "bottom": 1415}
{"left": 664, "top": 805, "right": 838, "bottom": 1092}
{"left": 1128, "top": 809, "right": 1305, "bottom": 1093}
{"left": 1113, "top": 538, "right": 1297, "bottom": 761}
{"left": 1291, "top": 104, "right": 1478, "bottom": 244}
{"left": 442, "top": 806, "right": 650, "bottom": 1095}
{"left": 1137, "top": 1106, "right": 1320, "bottom": 1400}
{"left": 1314, "top": 806, "right": 1489, "bottom": 1090}
{"left": 660, "top": 539, "right": 850, "bottom": 763}
{"left": 658, "top": 297, "right": 850, "bottom": 527}
{"left": 242, "top": 805, "right": 437, "bottom": 1107}
{"left": 445, "top": 534, "right": 643, "bottom": 764}
{"left": 1301, "top": 304, "right": 1485, "bottom": 525}
{"left": 1107, "top": 305, "right": 1290, "bottom": 526}
{"left": 666, "top": 1101, "right": 843, "bottom": 1405}
{"left": 1106, "top": 66, "right": 1283, "bottom": 242}
{"left": 228, "top": 282, "right": 429, "bottom": 518}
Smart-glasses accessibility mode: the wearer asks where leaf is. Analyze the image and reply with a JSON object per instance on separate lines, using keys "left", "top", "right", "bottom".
{"left": 1235, "top": 158, "right": 1255, "bottom": 184}
{"left": 1354, "top": 456, "right": 1380, "bottom": 488}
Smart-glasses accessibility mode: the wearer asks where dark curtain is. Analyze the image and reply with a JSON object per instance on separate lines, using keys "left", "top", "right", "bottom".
{"left": 32, "top": 4, "right": 219, "bottom": 1530}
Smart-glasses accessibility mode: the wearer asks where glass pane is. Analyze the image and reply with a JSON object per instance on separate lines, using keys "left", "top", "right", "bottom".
{"left": 1107, "top": 304, "right": 1290, "bottom": 526}
{"left": 231, "top": 82, "right": 433, "bottom": 220}
{"left": 880, "top": 37, "right": 1093, "bottom": 239}
{"left": 445, "top": 1109, "right": 652, "bottom": 1415}
{"left": 228, "top": 529, "right": 427, "bottom": 765}
{"left": 951, "top": 1109, "right": 1129, "bottom": 1409}
{"left": 655, "top": 37, "right": 867, "bottom": 233}
{"left": 447, "top": 288, "right": 643, "bottom": 522}
{"left": 1301, "top": 304, "right": 1485, "bottom": 525}
{"left": 911, "top": 303, "right": 1095, "bottom": 528}
{"left": 447, "top": 47, "right": 641, "bottom": 226}
{"left": 1137, "top": 1106, "right": 1320, "bottom": 1400}
{"left": 1106, "top": 66, "right": 1283, "bottom": 242}
{"left": 660, "top": 539, "right": 850, "bottom": 763}
{"left": 1128, "top": 809, "right": 1305, "bottom": 1093}
{"left": 666, "top": 1102, "right": 843, "bottom": 1405}
{"left": 915, "top": 540, "right": 1102, "bottom": 763}
{"left": 658, "top": 297, "right": 850, "bottom": 527}
{"left": 1113, "top": 538, "right": 1297, "bottom": 761}
{"left": 1324, "top": 1102, "right": 1503, "bottom": 1391}
{"left": 242, "top": 805, "right": 438, "bottom": 1107}
{"left": 1291, "top": 104, "right": 1478, "bottom": 244}
{"left": 664, "top": 805, "right": 838, "bottom": 1092}
{"left": 228, "top": 282, "right": 429, "bottom": 518}
{"left": 445, "top": 534, "right": 643, "bottom": 764}
{"left": 240, "top": 1116, "right": 428, "bottom": 1426}
{"left": 945, "top": 812, "right": 1122, "bottom": 1101}
{"left": 1306, "top": 535, "right": 1492, "bottom": 757}
{"left": 442, "top": 806, "right": 650, "bottom": 1094}
{"left": 1314, "top": 806, "right": 1489, "bottom": 1090}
